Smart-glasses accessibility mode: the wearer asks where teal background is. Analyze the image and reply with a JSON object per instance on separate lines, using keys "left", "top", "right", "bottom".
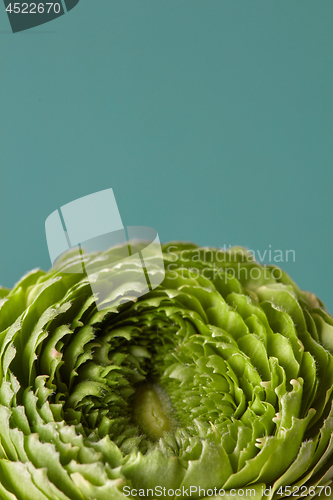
{"left": 1, "top": 1, "right": 332, "bottom": 309}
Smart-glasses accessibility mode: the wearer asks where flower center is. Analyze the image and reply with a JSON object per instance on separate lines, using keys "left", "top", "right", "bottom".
{"left": 133, "top": 383, "right": 173, "bottom": 441}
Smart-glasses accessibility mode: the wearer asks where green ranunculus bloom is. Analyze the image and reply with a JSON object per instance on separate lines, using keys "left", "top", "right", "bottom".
{"left": 0, "top": 242, "right": 333, "bottom": 500}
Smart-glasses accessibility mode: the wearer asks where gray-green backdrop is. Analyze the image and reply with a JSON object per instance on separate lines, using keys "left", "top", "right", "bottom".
{"left": 1, "top": 1, "right": 332, "bottom": 310}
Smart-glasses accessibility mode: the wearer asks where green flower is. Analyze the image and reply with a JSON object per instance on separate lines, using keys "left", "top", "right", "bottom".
{"left": 0, "top": 242, "right": 333, "bottom": 500}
